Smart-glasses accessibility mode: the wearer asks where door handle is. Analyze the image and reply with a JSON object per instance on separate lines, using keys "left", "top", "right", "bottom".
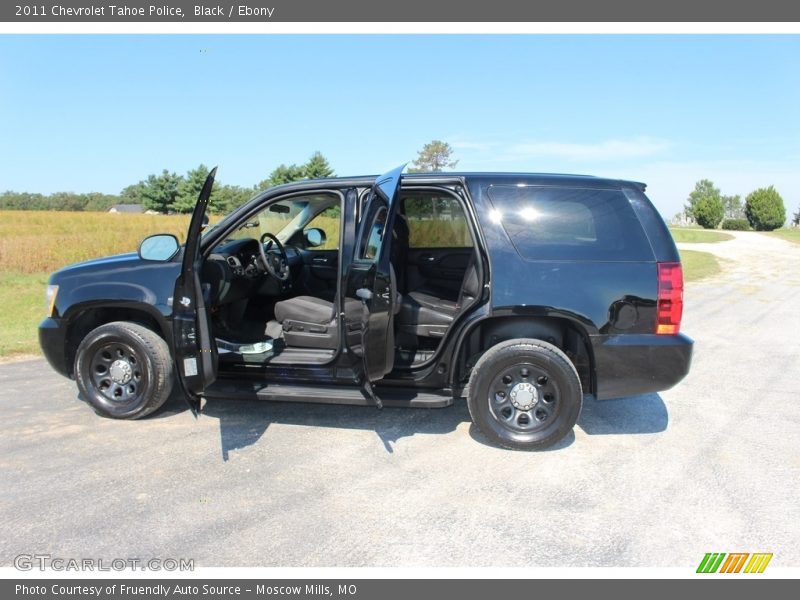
{"left": 420, "top": 254, "right": 436, "bottom": 262}
{"left": 356, "top": 288, "right": 373, "bottom": 301}
{"left": 312, "top": 257, "right": 329, "bottom": 264}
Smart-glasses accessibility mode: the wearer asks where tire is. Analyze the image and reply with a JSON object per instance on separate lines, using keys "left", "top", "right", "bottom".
{"left": 74, "top": 321, "right": 174, "bottom": 419}
{"left": 467, "top": 339, "right": 582, "bottom": 450}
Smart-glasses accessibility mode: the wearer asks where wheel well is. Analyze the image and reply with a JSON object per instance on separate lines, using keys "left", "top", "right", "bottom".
{"left": 455, "top": 316, "right": 594, "bottom": 394}
{"left": 65, "top": 307, "right": 167, "bottom": 377}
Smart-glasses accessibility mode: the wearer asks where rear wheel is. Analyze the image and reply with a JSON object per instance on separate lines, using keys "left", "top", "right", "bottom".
{"left": 75, "top": 321, "right": 173, "bottom": 419}
{"left": 467, "top": 339, "right": 582, "bottom": 450}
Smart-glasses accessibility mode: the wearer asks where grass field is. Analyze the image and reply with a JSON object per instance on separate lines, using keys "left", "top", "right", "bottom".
{"left": 0, "top": 211, "right": 723, "bottom": 359}
{"left": 679, "top": 249, "right": 721, "bottom": 282}
{"left": 0, "top": 211, "right": 201, "bottom": 358}
{"left": 766, "top": 228, "right": 800, "bottom": 245}
{"left": 669, "top": 227, "right": 734, "bottom": 243}
{"left": 0, "top": 211, "right": 196, "bottom": 274}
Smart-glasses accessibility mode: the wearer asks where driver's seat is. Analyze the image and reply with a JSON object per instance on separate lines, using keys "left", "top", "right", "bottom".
{"left": 269, "top": 295, "right": 362, "bottom": 350}
{"left": 270, "top": 264, "right": 400, "bottom": 351}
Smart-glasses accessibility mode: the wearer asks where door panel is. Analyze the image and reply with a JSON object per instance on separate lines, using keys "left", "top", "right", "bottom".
{"left": 406, "top": 247, "right": 473, "bottom": 300}
{"left": 297, "top": 248, "right": 338, "bottom": 301}
{"left": 344, "top": 164, "right": 404, "bottom": 383}
{"left": 172, "top": 168, "right": 219, "bottom": 414}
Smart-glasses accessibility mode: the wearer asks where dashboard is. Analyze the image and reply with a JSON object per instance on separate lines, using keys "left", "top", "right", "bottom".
{"left": 202, "top": 237, "right": 301, "bottom": 306}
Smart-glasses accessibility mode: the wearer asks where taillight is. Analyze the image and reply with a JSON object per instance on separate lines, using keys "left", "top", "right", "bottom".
{"left": 656, "top": 262, "right": 683, "bottom": 335}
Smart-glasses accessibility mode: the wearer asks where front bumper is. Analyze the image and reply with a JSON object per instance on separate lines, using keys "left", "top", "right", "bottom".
{"left": 591, "top": 332, "right": 693, "bottom": 400}
{"left": 39, "top": 317, "right": 71, "bottom": 378}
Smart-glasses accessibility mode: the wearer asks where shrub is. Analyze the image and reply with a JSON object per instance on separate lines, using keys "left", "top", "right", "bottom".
{"left": 745, "top": 186, "right": 786, "bottom": 231}
{"left": 685, "top": 179, "right": 724, "bottom": 229}
{"left": 721, "top": 219, "right": 750, "bottom": 231}
{"left": 692, "top": 196, "right": 724, "bottom": 229}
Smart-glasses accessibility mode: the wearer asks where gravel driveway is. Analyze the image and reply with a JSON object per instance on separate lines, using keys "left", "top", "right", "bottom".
{"left": 0, "top": 231, "right": 798, "bottom": 569}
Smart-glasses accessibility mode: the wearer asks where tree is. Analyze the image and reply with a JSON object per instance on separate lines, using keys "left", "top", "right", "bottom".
{"left": 82, "top": 192, "right": 119, "bottom": 212}
{"left": 255, "top": 163, "right": 306, "bottom": 191}
{"left": 408, "top": 140, "right": 458, "bottom": 173}
{"left": 173, "top": 164, "right": 212, "bottom": 213}
{"left": 685, "top": 179, "right": 724, "bottom": 229}
{"left": 213, "top": 184, "right": 252, "bottom": 214}
{"left": 0, "top": 190, "right": 121, "bottom": 211}
{"left": 745, "top": 186, "right": 786, "bottom": 231}
{"left": 119, "top": 182, "right": 148, "bottom": 205}
{"left": 722, "top": 194, "right": 744, "bottom": 220}
{"left": 303, "top": 151, "right": 335, "bottom": 179}
{"left": 140, "top": 170, "right": 182, "bottom": 213}
{"left": 792, "top": 205, "right": 800, "bottom": 227}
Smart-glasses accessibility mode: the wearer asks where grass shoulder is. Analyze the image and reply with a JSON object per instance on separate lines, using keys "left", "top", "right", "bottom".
{"left": 669, "top": 227, "right": 734, "bottom": 243}
{"left": 679, "top": 249, "right": 721, "bottom": 282}
{"left": 765, "top": 228, "right": 800, "bottom": 245}
{"left": 0, "top": 271, "right": 48, "bottom": 357}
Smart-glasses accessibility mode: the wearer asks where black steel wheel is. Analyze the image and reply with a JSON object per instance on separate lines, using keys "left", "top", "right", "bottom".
{"left": 74, "top": 321, "right": 173, "bottom": 419}
{"left": 467, "top": 339, "right": 582, "bottom": 450}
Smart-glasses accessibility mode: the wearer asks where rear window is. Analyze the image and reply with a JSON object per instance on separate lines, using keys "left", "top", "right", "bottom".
{"left": 486, "top": 185, "right": 654, "bottom": 261}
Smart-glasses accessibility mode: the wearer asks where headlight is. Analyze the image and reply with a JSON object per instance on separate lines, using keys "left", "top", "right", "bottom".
{"left": 45, "top": 285, "right": 59, "bottom": 317}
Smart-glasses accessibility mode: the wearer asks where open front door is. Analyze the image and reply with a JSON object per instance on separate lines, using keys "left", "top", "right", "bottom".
{"left": 172, "top": 168, "right": 218, "bottom": 415}
{"left": 347, "top": 164, "right": 404, "bottom": 388}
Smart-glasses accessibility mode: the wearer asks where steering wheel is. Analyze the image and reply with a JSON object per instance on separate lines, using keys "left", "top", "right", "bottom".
{"left": 258, "top": 233, "right": 291, "bottom": 281}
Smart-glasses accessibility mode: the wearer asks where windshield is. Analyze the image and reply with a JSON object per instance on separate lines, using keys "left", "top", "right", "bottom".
{"left": 220, "top": 194, "right": 340, "bottom": 246}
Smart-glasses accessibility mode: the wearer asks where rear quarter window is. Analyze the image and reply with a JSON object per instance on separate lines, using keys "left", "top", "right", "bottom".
{"left": 486, "top": 185, "right": 654, "bottom": 261}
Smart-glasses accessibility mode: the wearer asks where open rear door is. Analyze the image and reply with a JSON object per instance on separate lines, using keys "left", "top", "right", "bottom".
{"left": 347, "top": 164, "right": 404, "bottom": 389}
{"left": 172, "top": 168, "right": 218, "bottom": 415}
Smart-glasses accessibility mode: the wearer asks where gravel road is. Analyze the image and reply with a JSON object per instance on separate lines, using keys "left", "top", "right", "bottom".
{"left": 1, "top": 231, "right": 798, "bottom": 568}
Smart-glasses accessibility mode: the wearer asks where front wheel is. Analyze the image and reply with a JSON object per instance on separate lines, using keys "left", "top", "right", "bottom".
{"left": 467, "top": 339, "right": 582, "bottom": 450}
{"left": 74, "top": 321, "right": 174, "bottom": 419}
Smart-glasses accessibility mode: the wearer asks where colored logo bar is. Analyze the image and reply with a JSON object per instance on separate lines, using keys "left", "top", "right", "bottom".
{"left": 697, "top": 553, "right": 773, "bottom": 573}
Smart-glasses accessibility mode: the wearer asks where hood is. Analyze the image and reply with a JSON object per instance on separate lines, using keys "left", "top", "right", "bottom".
{"left": 50, "top": 252, "right": 147, "bottom": 282}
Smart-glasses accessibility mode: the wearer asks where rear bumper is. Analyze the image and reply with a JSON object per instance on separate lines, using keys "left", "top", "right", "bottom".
{"left": 39, "top": 317, "right": 71, "bottom": 378}
{"left": 591, "top": 332, "right": 693, "bottom": 400}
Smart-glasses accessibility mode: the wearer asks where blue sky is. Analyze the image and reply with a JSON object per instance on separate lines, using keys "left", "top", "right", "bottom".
{"left": 1, "top": 34, "right": 798, "bottom": 218}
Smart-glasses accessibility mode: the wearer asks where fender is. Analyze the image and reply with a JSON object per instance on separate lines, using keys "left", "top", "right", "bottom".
{"left": 448, "top": 309, "right": 596, "bottom": 390}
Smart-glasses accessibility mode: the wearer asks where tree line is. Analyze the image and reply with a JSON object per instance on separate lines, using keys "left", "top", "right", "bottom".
{"left": 0, "top": 141, "right": 461, "bottom": 215}
{"left": 680, "top": 179, "right": 797, "bottom": 231}
{"left": 0, "top": 151, "right": 335, "bottom": 215}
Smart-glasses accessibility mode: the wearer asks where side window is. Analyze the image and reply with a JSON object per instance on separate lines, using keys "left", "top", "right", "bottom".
{"left": 304, "top": 205, "right": 340, "bottom": 250}
{"left": 402, "top": 193, "right": 472, "bottom": 248}
{"left": 486, "top": 185, "right": 654, "bottom": 261}
{"left": 358, "top": 204, "right": 388, "bottom": 261}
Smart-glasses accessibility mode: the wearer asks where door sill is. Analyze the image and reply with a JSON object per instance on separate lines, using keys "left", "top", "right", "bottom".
{"left": 203, "top": 380, "right": 454, "bottom": 408}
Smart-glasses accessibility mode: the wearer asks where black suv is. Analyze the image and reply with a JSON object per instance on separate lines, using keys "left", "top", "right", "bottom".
{"left": 39, "top": 166, "right": 692, "bottom": 449}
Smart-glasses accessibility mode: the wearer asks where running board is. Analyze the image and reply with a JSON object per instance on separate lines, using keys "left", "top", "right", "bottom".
{"left": 203, "top": 380, "right": 455, "bottom": 408}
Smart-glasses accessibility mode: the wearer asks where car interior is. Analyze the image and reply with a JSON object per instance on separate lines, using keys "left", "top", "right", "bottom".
{"left": 202, "top": 188, "right": 480, "bottom": 371}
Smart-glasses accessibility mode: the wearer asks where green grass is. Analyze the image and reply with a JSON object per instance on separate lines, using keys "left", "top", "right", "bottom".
{"left": 669, "top": 227, "right": 734, "bottom": 243}
{"left": 766, "top": 228, "right": 800, "bottom": 245}
{"left": 680, "top": 249, "right": 721, "bottom": 282}
{"left": 0, "top": 271, "right": 49, "bottom": 357}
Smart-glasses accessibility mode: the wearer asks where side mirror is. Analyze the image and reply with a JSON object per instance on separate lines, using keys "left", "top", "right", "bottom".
{"left": 201, "top": 214, "right": 209, "bottom": 232}
{"left": 304, "top": 227, "right": 327, "bottom": 248}
{"left": 139, "top": 234, "right": 180, "bottom": 261}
